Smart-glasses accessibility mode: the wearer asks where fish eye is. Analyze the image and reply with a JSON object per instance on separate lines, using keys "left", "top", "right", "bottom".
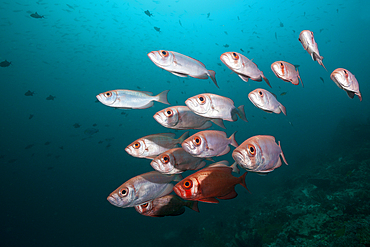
{"left": 248, "top": 144, "right": 256, "bottom": 156}
{"left": 119, "top": 188, "right": 128, "bottom": 197}
{"left": 258, "top": 91, "right": 264, "bottom": 97}
{"left": 133, "top": 142, "right": 141, "bottom": 149}
{"left": 280, "top": 62, "right": 284, "bottom": 67}
{"left": 197, "top": 95, "right": 206, "bottom": 105}
{"left": 193, "top": 136, "right": 202, "bottom": 146}
{"left": 182, "top": 180, "right": 193, "bottom": 189}
{"left": 165, "top": 109, "right": 173, "bottom": 117}
{"left": 232, "top": 52, "right": 239, "bottom": 60}
{"left": 141, "top": 202, "right": 149, "bottom": 208}
{"left": 343, "top": 70, "right": 349, "bottom": 78}
{"left": 160, "top": 50, "right": 169, "bottom": 57}
{"left": 105, "top": 92, "right": 112, "bottom": 97}
{"left": 161, "top": 154, "right": 170, "bottom": 164}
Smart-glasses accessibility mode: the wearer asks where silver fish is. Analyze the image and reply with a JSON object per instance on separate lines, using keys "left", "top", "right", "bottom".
{"left": 271, "top": 61, "right": 303, "bottom": 87}
{"left": 185, "top": 93, "right": 247, "bottom": 123}
{"left": 147, "top": 50, "right": 218, "bottom": 88}
{"left": 330, "top": 68, "right": 362, "bottom": 101}
{"left": 220, "top": 52, "right": 271, "bottom": 88}
{"left": 96, "top": 89, "right": 169, "bottom": 109}
{"left": 125, "top": 132, "right": 189, "bottom": 159}
{"left": 182, "top": 130, "right": 238, "bottom": 158}
{"left": 153, "top": 105, "right": 225, "bottom": 130}
{"left": 107, "top": 171, "right": 181, "bottom": 208}
{"left": 150, "top": 147, "right": 207, "bottom": 174}
{"left": 298, "top": 30, "right": 326, "bottom": 70}
{"left": 232, "top": 135, "right": 288, "bottom": 174}
{"left": 248, "top": 88, "right": 286, "bottom": 115}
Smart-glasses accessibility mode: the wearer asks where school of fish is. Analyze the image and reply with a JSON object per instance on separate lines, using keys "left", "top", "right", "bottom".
{"left": 97, "top": 29, "right": 362, "bottom": 217}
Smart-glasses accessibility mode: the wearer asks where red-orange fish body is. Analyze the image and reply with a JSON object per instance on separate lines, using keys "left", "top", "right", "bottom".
{"left": 173, "top": 161, "right": 248, "bottom": 203}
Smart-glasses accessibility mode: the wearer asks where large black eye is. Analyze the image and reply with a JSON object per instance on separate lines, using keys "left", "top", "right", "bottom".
{"left": 197, "top": 95, "right": 206, "bottom": 105}
{"left": 119, "top": 188, "right": 128, "bottom": 197}
{"left": 105, "top": 92, "right": 112, "bottom": 97}
{"left": 182, "top": 180, "right": 193, "bottom": 189}
{"left": 161, "top": 154, "right": 170, "bottom": 164}
{"left": 248, "top": 144, "right": 255, "bottom": 156}
{"left": 165, "top": 109, "right": 173, "bottom": 117}
{"left": 160, "top": 50, "right": 169, "bottom": 57}
{"left": 232, "top": 52, "right": 239, "bottom": 60}
{"left": 133, "top": 142, "right": 141, "bottom": 149}
{"left": 258, "top": 91, "right": 263, "bottom": 97}
{"left": 193, "top": 136, "right": 202, "bottom": 146}
{"left": 141, "top": 202, "right": 149, "bottom": 208}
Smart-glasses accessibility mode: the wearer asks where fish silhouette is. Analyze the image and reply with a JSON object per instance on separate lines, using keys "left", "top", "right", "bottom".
{"left": 30, "top": 12, "right": 44, "bottom": 19}
{"left": 144, "top": 10, "right": 152, "bottom": 17}
{"left": 0, "top": 60, "right": 11, "bottom": 67}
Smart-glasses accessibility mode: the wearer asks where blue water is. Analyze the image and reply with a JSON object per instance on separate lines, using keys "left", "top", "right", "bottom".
{"left": 1, "top": 0, "right": 369, "bottom": 246}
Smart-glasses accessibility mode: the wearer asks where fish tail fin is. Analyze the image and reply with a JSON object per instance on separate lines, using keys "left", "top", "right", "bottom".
{"left": 262, "top": 74, "right": 272, "bottom": 88}
{"left": 211, "top": 118, "right": 226, "bottom": 129}
{"left": 296, "top": 68, "right": 304, "bottom": 87}
{"left": 229, "top": 131, "right": 238, "bottom": 147}
{"left": 187, "top": 200, "right": 200, "bottom": 213}
{"left": 207, "top": 70, "right": 219, "bottom": 88}
{"left": 279, "top": 104, "right": 287, "bottom": 116}
{"left": 278, "top": 141, "right": 289, "bottom": 165}
{"left": 239, "top": 172, "right": 250, "bottom": 193}
{"left": 178, "top": 131, "right": 190, "bottom": 144}
{"left": 231, "top": 162, "right": 240, "bottom": 174}
{"left": 320, "top": 58, "right": 327, "bottom": 71}
{"left": 237, "top": 105, "right": 248, "bottom": 122}
{"left": 156, "top": 90, "right": 170, "bottom": 105}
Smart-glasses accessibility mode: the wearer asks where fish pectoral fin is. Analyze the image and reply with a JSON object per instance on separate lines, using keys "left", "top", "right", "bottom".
{"left": 198, "top": 197, "right": 219, "bottom": 203}
{"left": 217, "top": 190, "right": 238, "bottom": 200}
{"left": 238, "top": 74, "right": 249, "bottom": 82}
{"left": 217, "top": 146, "right": 230, "bottom": 156}
{"left": 171, "top": 71, "right": 188, "bottom": 77}
{"left": 346, "top": 91, "right": 355, "bottom": 99}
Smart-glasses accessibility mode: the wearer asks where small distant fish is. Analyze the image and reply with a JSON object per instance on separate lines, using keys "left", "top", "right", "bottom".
{"left": 24, "top": 90, "right": 35, "bottom": 96}
{"left": 280, "top": 92, "right": 287, "bottom": 96}
{"left": 223, "top": 44, "right": 229, "bottom": 48}
{"left": 73, "top": 123, "right": 81, "bottom": 128}
{"left": 154, "top": 26, "right": 161, "bottom": 33}
{"left": 0, "top": 60, "right": 11, "bottom": 67}
{"left": 179, "top": 20, "right": 182, "bottom": 27}
{"left": 279, "top": 19, "right": 284, "bottom": 27}
{"left": 217, "top": 63, "right": 222, "bottom": 66}
{"left": 271, "top": 61, "right": 303, "bottom": 87}
{"left": 320, "top": 77, "right": 324, "bottom": 83}
{"left": 298, "top": 30, "right": 326, "bottom": 70}
{"left": 240, "top": 48, "right": 244, "bottom": 52}
{"left": 46, "top": 95, "right": 56, "bottom": 100}
{"left": 25, "top": 144, "right": 34, "bottom": 149}
{"left": 144, "top": 10, "right": 153, "bottom": 17}
{"left": 207, "top": 13, "right": 210, "bottom": 18}
{"left": 28, "top": 114, "right": 34, "bottom": 119}
{"left": 30, "top": 12, "right": 44, "bottom": 18}
{"left": 135, "top": 195, "right": 199, "bottom": 217}
{"left": 275, "top": 32, "right": 278, "bottom": 40}
{"left": 224, "top": 31, "right": 228, "bottom": 35}
{"left": 96, "top": 89, "right": 169, "bottom": 109}
{"left": 44, "top": 141, "right": 51, "bottom": 145}
{"left": 84, "top": 128, "right": 99, "bottom": 136}
{"left": 330, "top": 68, "right": 362, "bottom": 101}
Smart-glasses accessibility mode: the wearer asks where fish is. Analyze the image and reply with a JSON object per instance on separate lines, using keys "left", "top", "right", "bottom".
{"left": 24, "top": 90, "right": 35, "bottom": 96}
{"left": 280, "top": 92, "right": 287, "bottom": 96}
{"left": 320, "top": 77, "right": 324, "bottom": 83}
{"left": 0, "top": 60, "right": 11, "bottom": 67}
{"left": 223, "top": 44, "right": 229, "bottom": 48}
{"left": 231, "top": 135, "right": 288, "bottom": 174}
{"left": 84, "top": 128, "right": 99, "bottom": 136}
{"left": 73, "top": 123, "right": 81, "bottom": 128}
{"left": 134, "top": 195, "right": 199, "bottom": 217}
{"left": 179, "top": 20, "right": 182, "bottom": 27}
{"left": 30, "top": 12, "right": 44, "bottom": 18}
{"left": 148, "top": 50, "right": 218, "bottom": 88}
{"left": 220, "top": 52, "right": 271, "bottom": 88}
{"left": 181, "top": 130, "right": 238, "bottom": 158}
{"left": 153, "top": 105, "right": 225, "bottom": 130}
{"left": 46, "top": 95, "right": 56, "bottom": 100}
{"left": 271, "top": 61, "right": 303, "bottom": 87}
{"left": 150, "top": 147, "right": 207, "bottom": 174}
{"left": 107, "top": 171, "right": 181, "bottom": 208}
{"left": 173, "top": 161, "right": 248, "bottom": 203}
{"left": 154, "top": 27, "right": 161, "bottom": 32}
{"left": 96, "top": 89, "right": 169, "bottom": 109}
{"left": 125, "top": 132, "right": 189, "bottom": 159}
{"left": 28, "top": 114, "right": 34, "bottom": 119}
{"left": 144, "top": 10, "right": 153, "bottom": 17}
{"left": 248, "top": 88, "right": 286, "bottom": 115}
{"left": 185, "top": 93, "right": 247, "bottom": 123}
{"left": 330, "top": 68, "right": 362, "bottom": 101}
{"left": 298, "top": 30, "right": 326, "bottom": 70}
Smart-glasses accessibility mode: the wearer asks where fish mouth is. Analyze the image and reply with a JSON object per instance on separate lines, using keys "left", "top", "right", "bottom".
{"left": 153, "top": 112, "right": 164, "bottom": 125}
{"left": 107, "top": 195, "right": 120, "bottom": 207}
{"left": 232, "top": 150, "right": 246, "bottom": 166}
{"left": 173, "top": 185, "right": 184, "bottom": 198}
{"left": 96, "top": 94, "right": 103, "bottom": 103}
{"left": 185, "top": 98, "right": 203, "bottom": 114}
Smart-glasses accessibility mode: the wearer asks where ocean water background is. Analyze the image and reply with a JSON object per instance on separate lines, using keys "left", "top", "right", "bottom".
{"left": 0, "top": 0, "right": 369, "bottom": 246}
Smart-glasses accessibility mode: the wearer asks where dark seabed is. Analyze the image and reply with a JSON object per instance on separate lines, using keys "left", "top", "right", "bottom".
{"left": 1, "top": 0, "right": 370, "bottom": 246}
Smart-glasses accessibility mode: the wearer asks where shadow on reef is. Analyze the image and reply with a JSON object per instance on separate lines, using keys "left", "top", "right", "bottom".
{"left": 167, "top": 121, "right": 370, "bottom": 247}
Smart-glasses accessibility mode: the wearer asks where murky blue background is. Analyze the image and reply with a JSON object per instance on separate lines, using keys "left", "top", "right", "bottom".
{"left": 1, "top": 0, "right": 369, "bottom": 246}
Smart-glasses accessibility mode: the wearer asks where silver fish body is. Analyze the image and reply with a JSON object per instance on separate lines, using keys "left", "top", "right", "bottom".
{"left": 153, "top": 105, "right": 224, "bottom": 130}
{"left": 182, "top": 130, "right": 238, "bottom": 158}
{"left": 150, "top": 147, "right": 207, "bottom": 174}
{"left": 330, "top": 68, "right": 362, "bottom": 101}
{"left": 148, "top": 50, "right": 218, "bottom": 87}
{"left": 125, "top": 132, "right": 189, "bottom": 159}
{"left": 96, "top": 89, "right": 169, "bottom": 109}
{"left": 298, "top": 30, "right": 326, "bottom": 70}
{"left": 232, "top": 135, "right": 288, "bottom": 174}
{"left": 220, "top": 52, "right": 271, "bottom": 87}
{"left": 107, "top": 171, "right": 181, "bottom": 208}
{"left": 248, "top": 88, "right": 286, "bottom": 115}
{"left": 271, "top": 61, "right": 303, "bottom": 87}
{"left": 185, "top": 93, "right": 247, "bottom": 123}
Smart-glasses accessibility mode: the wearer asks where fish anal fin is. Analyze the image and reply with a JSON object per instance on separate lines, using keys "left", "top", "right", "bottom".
{"left": 217, "top": 190, "right": 238, "bottom": 200}
{"left": 210, "top": 118, "right": 226, "bottom": 129}
{"left": 198, "top": 197, "right": 219, "bottom": 203}
{"left": 191, "top": 73, "right": 208, "bottom": 80}
{"left": 171, "top": 71, "right": 188, "bottom": 77}
{"left": 238, "top": 74, "right": 250, "bottom": 82}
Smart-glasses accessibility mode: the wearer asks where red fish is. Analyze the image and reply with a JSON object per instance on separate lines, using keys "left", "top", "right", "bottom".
{"left": 173, "top": 161, "right": 248, "bottom": 203}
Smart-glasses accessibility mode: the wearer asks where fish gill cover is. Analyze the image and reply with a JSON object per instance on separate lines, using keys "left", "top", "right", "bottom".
{"left": 0, "top": 0, "right": 369, "bottom": 247}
